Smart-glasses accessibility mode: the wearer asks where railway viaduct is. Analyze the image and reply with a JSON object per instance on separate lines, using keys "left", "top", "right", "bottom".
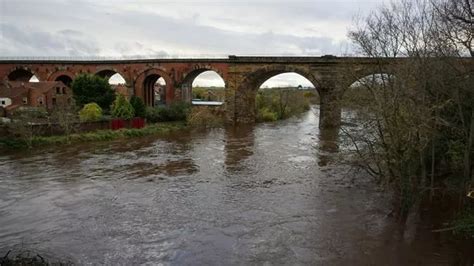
{"left": 0, "top": 56, "right": 471, "bottom": 127}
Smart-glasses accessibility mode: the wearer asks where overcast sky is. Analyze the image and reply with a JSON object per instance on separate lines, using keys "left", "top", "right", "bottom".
{"left": 0, "top": 0, "right": 389, "bottom": 87}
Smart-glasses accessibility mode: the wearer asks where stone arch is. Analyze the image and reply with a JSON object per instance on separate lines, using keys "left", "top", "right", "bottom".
{"left": 345, "top": 65, "right": 397, "bottom": 89}
{"left": 180, "top": 66, "right": 227, "bottom": 86}
{"left": 231, "top": 65, "right": 323, "bottom": 123}
{"left": 48, "top": 70, "right": 75, "bottom": 87}
{"left": 240, "top": 65, "right": 322, "bottom": 94}
{"left": 7, "top": 66, "right": 40, "bottom": 82}
{"left": 342, "top": 66, "right": 399, "bottom": 104}
{"left": 134, "top": 68, "right": 173, "bottom": 106}
{"left": 179, "top": 66, "right": 227, "bottom": 102}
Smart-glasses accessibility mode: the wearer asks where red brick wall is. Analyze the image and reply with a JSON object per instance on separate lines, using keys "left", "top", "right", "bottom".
{"left": 0, "top": 61, "right": 230, "bottom": 106}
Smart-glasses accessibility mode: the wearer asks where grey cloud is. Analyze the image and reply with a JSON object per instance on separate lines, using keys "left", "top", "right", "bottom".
{"left": 58, "top": 29, "right": 85, "bottom": 37}
{"left": 107, "top": 8, "right": 346, "bottom": 56}
{"left": 1, "top": 0, "right": 382, "bottom": 85}
{"left": 0, "top": 0, "right": 385, "bottom": 58}
{"left": 0, "top": 23, "right": 100, "bottom": 56}
{"left": 113, "top": 42, "right": 170, "bottom": 57}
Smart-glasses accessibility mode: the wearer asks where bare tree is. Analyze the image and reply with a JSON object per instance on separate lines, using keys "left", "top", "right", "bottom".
{"left": 432, "top": 0, "right": 473, "bottom": 57}
{"left": 8, "top": 108, "right": 49, "bottom": 148}
{"left": 50, "top": 104, "right": 79, "bottom": 143}
{"left": 346, "top": 0, "right": 473, "bottom": 218}
{"left": 431, "top": 0, "right": 474, "bottom": 192}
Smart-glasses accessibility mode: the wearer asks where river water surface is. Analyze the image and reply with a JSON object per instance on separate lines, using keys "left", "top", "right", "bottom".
{"left": 0, "top": 107, "right": 471, "bottom": 265}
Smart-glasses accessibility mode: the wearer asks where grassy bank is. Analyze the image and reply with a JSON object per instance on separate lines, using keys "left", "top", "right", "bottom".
{"left": 0, "top": 89, "right": 316, "bottom": 150}
{"left": 0, "top": 122, "right": 186, "bottom": 150}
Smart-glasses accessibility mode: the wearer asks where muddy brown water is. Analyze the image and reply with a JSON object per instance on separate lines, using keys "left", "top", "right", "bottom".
{"left": 0, "top": 107, "right": 472, "bottom": 265}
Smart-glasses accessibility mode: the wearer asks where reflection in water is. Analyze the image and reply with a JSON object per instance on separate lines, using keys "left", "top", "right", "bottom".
{"left": 224, "top": 125, "right": 255, "bottom": 173}
{"left": 318, "top": 126, "right": 340, "bottom": 167}
{"left": 0, "top": 106, "right": 470, "bottom": 265}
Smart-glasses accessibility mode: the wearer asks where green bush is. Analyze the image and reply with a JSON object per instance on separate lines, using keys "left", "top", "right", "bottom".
{"left": 303, "top": 90, "right": 320, "bottom": 104}
{"left": 130, "top": 96, "right": 146, "bottom": 118}
{"left": 192, "top": 87, "right": 206, "bottom": 100}
{"left": 303, "top": 91, "right": 314, "bottom": 98}
{"left": 145, "top": 101, "right": 191, "bottom": 122}
{"left": 79, "top": 103, "right": 103, "bottom": 122}
{"left": 72, "top": 74, "right": 116, "bottom": 111}
{"left": 145, "top": 107, "right": 166, "bottom": 123}
{"left": 187, "top": 107, "right": 224, "bottom": 128}
{"left": 168, "top": 101, "right": 191, "bottom": 120}
{"left": 255, "top": 89, "right": 310, "bottom": 122}
{"left": 112, "top": 94, "right": 134, "bottom": 119}
{"left": 257, "top": 107, "right": 278, "bottom": 122}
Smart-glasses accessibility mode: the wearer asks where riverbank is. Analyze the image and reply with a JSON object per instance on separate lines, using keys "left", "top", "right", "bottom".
{"left": 0, "top": 122, "right": 187, "bottom": 150}
{"left": 0, "top": 97, "right": 314, "bottom": 151}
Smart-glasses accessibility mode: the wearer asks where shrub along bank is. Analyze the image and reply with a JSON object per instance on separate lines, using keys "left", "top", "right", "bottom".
{"left": 0, "top": 90, "right": 317, "bottom": 150}
{"left": 187, "top": 106, "right": 225, "bottom": 128}
{"left": 256, "top": 89, "right": 313, "bottom": 122}
{"left": 0, "top": 122, "right": 186, "bottom": 150}
{"left": 145, "top": 102, "right": 191, "bottom": 123}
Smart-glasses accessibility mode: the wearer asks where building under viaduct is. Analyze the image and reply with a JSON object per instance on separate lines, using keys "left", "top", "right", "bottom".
{"left": 0, "top": 56, "right": 471, "bottom": 128}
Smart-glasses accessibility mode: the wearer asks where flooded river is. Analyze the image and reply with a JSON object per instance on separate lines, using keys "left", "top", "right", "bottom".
{"left": 0, "top": 107, "right": 471, "bottom": 265}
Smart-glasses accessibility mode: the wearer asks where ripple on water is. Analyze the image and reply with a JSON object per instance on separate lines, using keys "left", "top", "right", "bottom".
{"left": 0, "top": 107, "right": 470, "bottom": 265}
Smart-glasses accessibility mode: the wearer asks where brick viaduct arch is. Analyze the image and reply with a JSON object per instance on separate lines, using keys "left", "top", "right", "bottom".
{"left": 7, "top": 66, "right": 41, "bottom": 82}
{"left": 134, "top": 68, "right": 173, "bottom": 106}
{"left": 178, "top": 66, "right": 227, "bottom": 103}
{"left": 1, "top": 56, "right": 471, "bottom": 128}
{"left": 228, "top": 64, "right": 323, "bottom": 124}
{"left": 48, "top": 70, "right": 76, "bottom": 87}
